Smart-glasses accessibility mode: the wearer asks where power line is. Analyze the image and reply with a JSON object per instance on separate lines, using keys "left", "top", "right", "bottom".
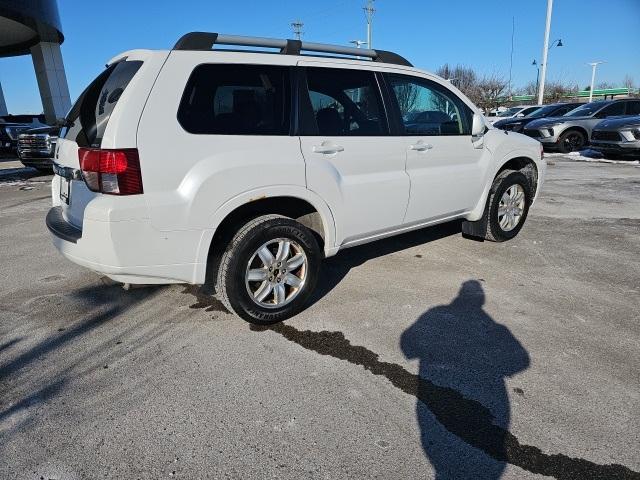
{"left": 291, "top": 20, "right": 304, "bottom": 40}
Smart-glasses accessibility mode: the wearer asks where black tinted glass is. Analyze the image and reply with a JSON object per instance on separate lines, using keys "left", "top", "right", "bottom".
{"left": 63, "top": 61, "right": 142, "bottom": 148}
{"left": 303, "top": 68, "right": 387, "bottom": 136}
{"left": 627, "top": 101, "right": 640, "bottom": 116}
{"left": 178, "top": 64, "right": 290, "bottom": 135}
{"left": 598, "top": 102, "right": 625, "bottom": 117}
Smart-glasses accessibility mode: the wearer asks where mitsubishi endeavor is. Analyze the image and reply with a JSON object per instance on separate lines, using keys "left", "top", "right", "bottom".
{"left": 47, "top": 32, "right": 545, "bottom": 324}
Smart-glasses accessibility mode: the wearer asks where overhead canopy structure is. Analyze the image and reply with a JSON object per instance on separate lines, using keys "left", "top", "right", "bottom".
{"left": 0, "top": 0, "right": 71, "bottom": 122}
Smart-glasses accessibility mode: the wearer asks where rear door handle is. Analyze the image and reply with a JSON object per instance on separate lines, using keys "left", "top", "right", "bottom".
{"left": 409, "top": 142, "right": 433, "bottom": 152}
{"left": 313, "top": 143, "right": 345, "bottom": 154}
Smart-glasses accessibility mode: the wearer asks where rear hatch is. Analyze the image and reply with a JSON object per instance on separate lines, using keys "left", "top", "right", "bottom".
{"left": 54, "top": 60, "right": 143, "bottom": 228}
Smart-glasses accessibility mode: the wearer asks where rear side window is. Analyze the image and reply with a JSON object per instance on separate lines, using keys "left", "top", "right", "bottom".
{"left": 63, "top": 61, "right": 142, "bottom": 148}
{"left": 301, "top": 67, "right": 388, "bottom": 136}
{"left": 178, "top": 64, "right": 291, "bottom": 135}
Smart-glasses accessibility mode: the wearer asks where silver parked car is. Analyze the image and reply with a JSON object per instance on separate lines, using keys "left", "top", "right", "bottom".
{"left": 590, "top": 115, "right": 640, "bottom": 159}
{"left": 523, "top": 99, "right": 640, "bottom": 153}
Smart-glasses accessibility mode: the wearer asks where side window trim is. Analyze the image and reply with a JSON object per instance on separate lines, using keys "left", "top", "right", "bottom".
{"left": 375, "top": 71, "right": 405, "bottom": 136}
{"left": 382, "top": 72, "right": 473, "bottom": 136}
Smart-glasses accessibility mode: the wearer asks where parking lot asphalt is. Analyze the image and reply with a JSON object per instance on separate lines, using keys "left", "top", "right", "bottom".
{"left": 1, "top": 157, "right": 639, "bottom": 480}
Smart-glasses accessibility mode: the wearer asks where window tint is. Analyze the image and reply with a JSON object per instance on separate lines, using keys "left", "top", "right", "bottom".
{"left": 178, "top": 64, "right": 290, "bottom": 135}
{"left": 387, "top": 74, "right": 470, "bottom": 135}
{"left": 303, "top": 68, "right": 387, "bottom": 136}
{"left": 597, "top": 102, "right": 625, "bottom": 118}
{"left": 63, "top": 60, "right": 142, "bottom": 148}
{"left": 627, "top": 101, "right": 640, "bottom": 116}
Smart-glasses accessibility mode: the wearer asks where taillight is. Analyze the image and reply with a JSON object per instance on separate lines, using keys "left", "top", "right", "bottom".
{"left": 78, "top": 148, "right": 143, "bottom": 195}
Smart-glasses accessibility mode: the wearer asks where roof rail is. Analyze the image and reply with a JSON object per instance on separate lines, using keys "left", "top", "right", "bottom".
{"left": 172, "top": 32, "right": 413, "bottom": 67}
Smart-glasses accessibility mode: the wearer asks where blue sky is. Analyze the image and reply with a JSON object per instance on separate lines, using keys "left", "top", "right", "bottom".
{"left": 1, "top": 0, "right": 639, "bottom": 113}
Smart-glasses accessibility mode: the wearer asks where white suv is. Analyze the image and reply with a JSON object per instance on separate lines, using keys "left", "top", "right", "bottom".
{"left": 47, "top": 32, "right": 545, "bottom": 324}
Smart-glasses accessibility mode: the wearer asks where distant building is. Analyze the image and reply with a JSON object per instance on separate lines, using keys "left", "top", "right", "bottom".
{"left": 0, "top": 0, "right": 71, "bottom": 123}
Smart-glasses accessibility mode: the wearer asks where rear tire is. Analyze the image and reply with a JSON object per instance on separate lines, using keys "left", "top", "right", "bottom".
{"left": 558, "top": 129, "right": 586, "bottom": 153}
{"left": 215, "top": 214, "right": 321, "bottom": 324}
{"left": 483, "top": 170, "right": 532, "bottom": 242}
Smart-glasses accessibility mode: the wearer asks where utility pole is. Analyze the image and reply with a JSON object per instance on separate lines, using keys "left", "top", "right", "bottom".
{"left": 291, "top": 20, "right": 304, "bottom": 40}
{"left": 537, "top": 0, "right": 553, "bottom": 104}
{"left": 588, "top": 62, "right": 605, "bottom": 103}
{"left": 364, "top": 0, "right": 375, "bottom": 50}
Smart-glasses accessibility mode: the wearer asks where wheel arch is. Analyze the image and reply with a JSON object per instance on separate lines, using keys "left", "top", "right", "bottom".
{"left": 193, "top": 188, "right": 337, "bottom": 285}
{"left": 496, "top": 156, "right": 539, "bottom": 197}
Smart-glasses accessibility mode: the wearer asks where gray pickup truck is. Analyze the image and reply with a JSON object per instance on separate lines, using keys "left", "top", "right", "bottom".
{"left": 17, "top": 125, "right": 60, "bottom": 172}
{"left": 523, "top": 99, "right": 640, "bottom": 153}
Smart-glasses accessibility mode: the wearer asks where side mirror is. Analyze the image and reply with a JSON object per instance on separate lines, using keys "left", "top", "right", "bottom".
{"left": 472, "top": 113, "right": 485, "bottom": 137}
{"left": 516, "top": 113, "right": 525, "bottom": 117}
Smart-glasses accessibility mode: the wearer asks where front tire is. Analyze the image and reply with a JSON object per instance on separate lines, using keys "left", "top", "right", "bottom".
{"left": 484, "top": 170, "right": 532, "bottom": 242}
{"left": 558, "top": 129, "right": 586, "bottom": 153}
{"left": 215, "top": 215, "right": 321, "bottom": 324}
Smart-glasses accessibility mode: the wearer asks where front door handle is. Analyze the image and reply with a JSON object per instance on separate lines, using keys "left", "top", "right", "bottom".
{"left": 409, "top": 141, "right": 433, "bottom": 152}
{"left": 313, "top": 142, "right": 345, "bottom": 154}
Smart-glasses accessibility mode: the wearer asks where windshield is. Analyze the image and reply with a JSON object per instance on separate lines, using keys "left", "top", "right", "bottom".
{"left": 564, "top": 103, "right": 607, "bottom": 117}
{"left": 497, "top": 107, "right": 522, "bottom": 117}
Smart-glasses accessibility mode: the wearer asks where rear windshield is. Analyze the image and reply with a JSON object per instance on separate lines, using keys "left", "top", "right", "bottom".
{"left": 62, "top": 60, "right": 142, "bottom": 147}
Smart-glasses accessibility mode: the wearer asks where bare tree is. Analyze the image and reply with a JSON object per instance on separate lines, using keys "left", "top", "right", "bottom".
{"left": 476, "top": 75, "right": 508, "bottom": 112}
{"left": 521, "top": 81, "right": 538, "bottom": 96}
{"left": 394, "top": 82, "right": 420, "bottom": 114}
{"left": 596, "top": 81, "right": 615, "bottom": 90}
{"left": 623, "top": 75, "right": 636, "bottom": 96}
{"left": 436, "top": 64, "right": 479, "bottom": 104}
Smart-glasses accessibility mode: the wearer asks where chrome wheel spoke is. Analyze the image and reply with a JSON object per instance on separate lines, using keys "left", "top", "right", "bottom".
{"left": 273, "top": 283, "right": 286, "bottom": 304}
{"left": 498, "top": 205, "right": 508, "bottom": 216}
{"left": 257, "top": 246, "right": 275, "bottom": 266}
{"left": 275, "top": 240, "right": 290, "bottom": 262}
{"left": 254, "top": 281, "right": 273, "bottom": 302}
{"left": 286, "top": 254, "right": 305, "bottom": 270}
{"left": 247, "top": 268, "right": 268, "bottom": 282}
{"left": 284, "top": 273, "right": 303, "bottom": 288}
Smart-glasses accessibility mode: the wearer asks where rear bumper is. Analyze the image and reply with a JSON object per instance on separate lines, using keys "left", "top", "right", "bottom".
{"left": 46, "top": 199, "right": 207, "bottom": 285}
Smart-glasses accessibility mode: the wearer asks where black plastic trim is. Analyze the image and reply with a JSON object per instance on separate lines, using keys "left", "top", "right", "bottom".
{"left": 373, "top": 50, "right": 413, "bottom": 67}
{"left": 46, "top": 206, "right": 82, "bottom": 244}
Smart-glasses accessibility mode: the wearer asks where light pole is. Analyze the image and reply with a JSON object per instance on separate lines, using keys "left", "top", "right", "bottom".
{"left": 532, "top": 60, "right": 540, "bottom": 99}
{"left": 537, "top": 0, "right": 553, "bottom": 104}
{"left": 588, "top": 62, "right": 605, "bottom": 103}
{"left": 535, "top": 39, "right": 563, "bottom": 104}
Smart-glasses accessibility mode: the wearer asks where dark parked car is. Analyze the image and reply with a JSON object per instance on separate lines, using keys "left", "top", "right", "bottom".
{"left": 493, "top": 102, "right": 582, "bottom": 133}
{"left": 590, "top": 115, "right": 640, "bottom": 159}
{"left": 523, "top": 99, "right": 640, "bottom": 153}
{"left": 17, "top": 125, "right": 60, "bottom": 172}
{"left": 0, "top": 115, "right": 47, "bottom": 152}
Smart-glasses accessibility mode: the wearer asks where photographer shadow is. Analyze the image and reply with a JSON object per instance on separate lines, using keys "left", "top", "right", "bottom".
{"left": 401, "top": 280, "right": 530, "bottom": 479}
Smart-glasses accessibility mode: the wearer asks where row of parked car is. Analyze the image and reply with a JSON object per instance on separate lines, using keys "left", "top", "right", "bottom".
{"left": 0, "top": 115, "right": 59, "bottom": 172}
{"left": 491, "top": 99, "right": 640, "bottom": 158}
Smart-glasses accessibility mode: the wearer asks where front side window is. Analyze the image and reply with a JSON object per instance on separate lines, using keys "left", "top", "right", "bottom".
{"left": 387, "top": 74, "right": 470, "bottom": 135}
{"left": 178, "top": 64, "right": 290, "bottom": 135}
{"left": 302, "top": 67, "right": 387, "bottom": 136}
{"left": 597, "top": 102, "right": 625, "bottom": 118}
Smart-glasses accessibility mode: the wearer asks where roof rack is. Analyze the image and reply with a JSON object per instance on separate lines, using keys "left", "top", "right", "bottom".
{"left": 172, "top": 32, "right": 413, "bottom": 67}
